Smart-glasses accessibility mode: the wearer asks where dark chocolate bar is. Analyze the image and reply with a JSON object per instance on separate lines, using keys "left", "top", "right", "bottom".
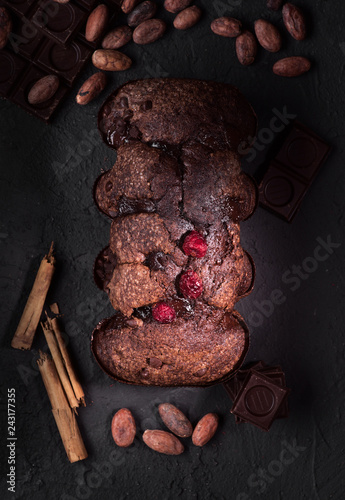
{"left": 258, "top": 122, "right": 331, "bottom": 222}
{"left": 35, "top": 38, "right": 93, "bottom": 85}
{"left": 231, "top": 371, "right": 290, "bottom": 431}
{"left": 223, "top": 361, "right": 290, "bottom": 426}
{"left": 0, "top": 0, "right": 121, "bottom": 121}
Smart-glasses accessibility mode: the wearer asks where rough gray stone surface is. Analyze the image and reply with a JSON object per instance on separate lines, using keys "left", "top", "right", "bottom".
{"left": 1, "top": 0, "right": 344, "bottom": 499}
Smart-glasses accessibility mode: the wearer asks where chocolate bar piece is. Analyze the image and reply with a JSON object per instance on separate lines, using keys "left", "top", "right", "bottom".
{"left": 242, "top": 366, "right": 288, "bottom": 420}
{"left": 35, "top": 39, "right": 92, "bottom": 85}
{"left": 231, "top": 371, "right": 290, "bottom": 431}
{"left": 258, "top": 122, "right": 331, "bottom": 222}
{"left": 223, "top": 361, "right": 290, "bottom": 426}
{"left": 0, "top": 0, "right": 120, "bottom": 121}
{"left": 31, "top": 1, "right": 88, "bottom": 46}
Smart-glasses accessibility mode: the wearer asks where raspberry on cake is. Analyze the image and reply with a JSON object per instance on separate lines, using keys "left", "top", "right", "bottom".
{"left": 182, "top": 231, "right": 208, "bottom": 258}
{"left": 179, "top": 270, "right": 203, "bottom": 299}
{"left": 152, "top": 302, "right": 176, "bottom": 323}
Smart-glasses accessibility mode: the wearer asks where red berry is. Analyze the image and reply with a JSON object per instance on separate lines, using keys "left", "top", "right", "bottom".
{"left": 152, "top": 302, "right": 176, "bottom": 323}
{"left": 182, "top": 231, "right": 207, "bottom": 258}
{"left": 179, "top": 270, "right": 203, "bottom": 299}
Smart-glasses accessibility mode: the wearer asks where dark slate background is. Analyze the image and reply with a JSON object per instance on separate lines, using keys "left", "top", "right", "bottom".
{"left": 1, "top": 0, "right": 345, "bottom": 499}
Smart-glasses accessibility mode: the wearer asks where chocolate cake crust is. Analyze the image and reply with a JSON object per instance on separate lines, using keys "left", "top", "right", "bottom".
{"left": 91, "top": 308, "right": 249, "bottom": 387}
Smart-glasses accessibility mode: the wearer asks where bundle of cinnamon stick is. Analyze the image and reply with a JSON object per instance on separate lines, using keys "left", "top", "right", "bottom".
{"left": 37, "top": 347, "right": 87, "bottom": 463}
{"left": 11, "top": 243, "right": 88, "bottom": 463}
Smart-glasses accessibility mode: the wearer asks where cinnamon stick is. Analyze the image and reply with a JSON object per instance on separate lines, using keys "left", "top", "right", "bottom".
{"left": 41, "top": 319, "right": 80, "bottom": 411}
{"left": 37, "top": 351, "right": 88, "bottom": 463}
{"left": 50, "top": 303, "right": 86, "bottom": 407}
{"left": 11, "top": 243, "right": 55, "bottom": 350}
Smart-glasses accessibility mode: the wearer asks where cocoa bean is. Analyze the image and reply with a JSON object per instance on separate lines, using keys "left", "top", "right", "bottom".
{"left": 273, "top": 56, "right": 311, "bottom": 77}
{"left": 173, "top": 6, "right": 201, "bottom": 30}
{"left": 27, "top": 75, "right": 59, "bottom": 105}
{"left": 92, "top": 49, "right": 132, "bottom": 71}
{"left": 254, "top": 19, "right": 282, "bottom": 53}
{"left": 236, "top": 30, "right": 257, "bottom": 65}
{"left": 127, "top": 1, "right": 157, "bottom": 28}
{"left": 85, "top": 4, "right": 109, "bottom": 43}
{"left": 102, "top": 26, "right": 133, "bottom": 49}
{"left": 76, "top": 72, "right": 107, "bottom": 105}
{"left": 142, "top": 430, "right": 184, "bottom": 455}
{"left": 267, "top": 0, "right": 283, "bottom": 10}
{"left": 0, "top": 7, "right": 12, "bottom": 50}
{"left": 210, "top": 17, "right": 242, "bottom": 38}
{"left": 192, "top": 413, "right": 219, "bottom": 447}
{"left": 122, "top": 0, "right": 141, "bottom": 14}
{"left": 282, "top": 3, "right": 306, "bottom": 41}
{"left": 158, "top": 403, "right": 193, "bottom": 437}
{"left": 164, "top": 0, "right": 192, "bottom": 14}
{"left": 111, "top": 408, "right": 136, "bottom": 447}
{"left": 133, "top": 18, "right": 166, "bottom": 45}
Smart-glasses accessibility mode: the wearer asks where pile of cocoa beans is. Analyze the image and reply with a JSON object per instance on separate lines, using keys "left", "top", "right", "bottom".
{"left": 76, "top": 0, "right": 202, "bottom": 105}
{"left": 111, "top": 404, "right": 219, "bottom": 455}
{"left": 211, "top": 2, "right": 311, "bottom": 77}
{"left": 76, "top": 1, "right": 312, "bottom": 106}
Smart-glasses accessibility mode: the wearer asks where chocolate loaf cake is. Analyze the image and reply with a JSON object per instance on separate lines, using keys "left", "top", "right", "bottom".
{"left": 91, "top": 78, "right": 257, "bottom": 387}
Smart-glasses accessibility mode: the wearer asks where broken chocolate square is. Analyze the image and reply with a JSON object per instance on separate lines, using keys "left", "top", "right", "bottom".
{"left": 224, "top": 361, "right": 290, "bottom": 427}
{"left": 231, "top": 371, "right": 290, "bottom": 431}
{"left": 259, "top": 122, "right": 331, "bottom": 222}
